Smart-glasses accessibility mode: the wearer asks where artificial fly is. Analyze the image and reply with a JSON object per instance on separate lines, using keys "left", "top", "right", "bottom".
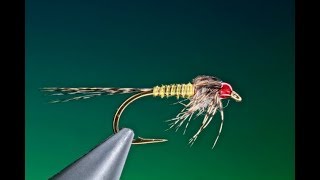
{"left": 42, "top": 75, "right": 242, "bottom": 148}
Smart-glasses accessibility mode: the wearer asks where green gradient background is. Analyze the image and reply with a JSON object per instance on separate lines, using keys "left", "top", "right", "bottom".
{"left": 26, "top": 0, "right": 294, "bottom": 179}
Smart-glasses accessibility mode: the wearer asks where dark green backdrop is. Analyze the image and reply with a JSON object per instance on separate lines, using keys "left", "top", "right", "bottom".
{"left": 26, "top": 0, "right": 294, "bottom": 179}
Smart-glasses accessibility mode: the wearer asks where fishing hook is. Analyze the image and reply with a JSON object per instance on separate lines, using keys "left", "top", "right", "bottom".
{"left": 113, "top": 90, "right": 168, "bottom": 144}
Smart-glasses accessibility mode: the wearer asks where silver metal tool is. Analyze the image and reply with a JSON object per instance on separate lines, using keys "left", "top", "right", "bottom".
{"left": 50, "top": 128, "right": 134, "bottom": 180}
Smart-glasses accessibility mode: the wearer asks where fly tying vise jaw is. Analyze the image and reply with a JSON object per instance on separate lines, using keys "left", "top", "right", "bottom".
{"left": 113, "top": 80, "right": 242, "bottom": 145}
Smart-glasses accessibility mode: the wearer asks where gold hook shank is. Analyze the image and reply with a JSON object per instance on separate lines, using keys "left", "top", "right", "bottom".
{"left": 113, "top": 91, "right": 168, "bottom": 145}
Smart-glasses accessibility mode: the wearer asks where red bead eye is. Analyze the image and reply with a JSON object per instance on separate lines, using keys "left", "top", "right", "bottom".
{"left": 219, "top": 83, "right": 233, "bottom": 99}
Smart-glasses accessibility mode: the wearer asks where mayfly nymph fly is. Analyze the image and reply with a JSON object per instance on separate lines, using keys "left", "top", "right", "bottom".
{"left": 42, "top": 75, "right": 242, "bottom": 148}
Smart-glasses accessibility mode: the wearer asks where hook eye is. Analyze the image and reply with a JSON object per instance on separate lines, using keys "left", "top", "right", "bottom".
{"left": 230, "top": 91, "right": 242, "bottom": 102}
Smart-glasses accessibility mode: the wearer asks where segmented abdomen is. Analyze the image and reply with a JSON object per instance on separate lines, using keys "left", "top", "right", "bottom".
{"left": 152, "top": 83, "right": 194, "bottom": 99}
